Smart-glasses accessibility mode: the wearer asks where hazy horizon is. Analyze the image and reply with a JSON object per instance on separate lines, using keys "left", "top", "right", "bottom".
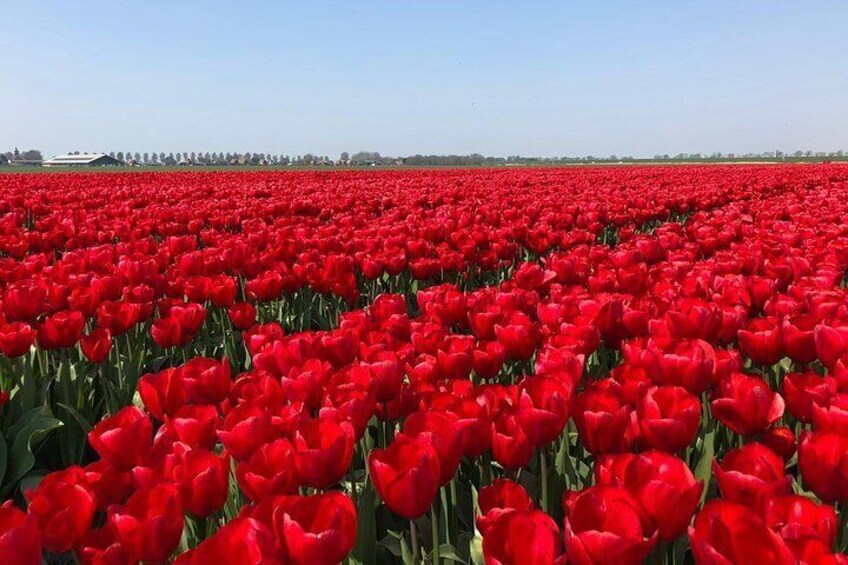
{"left": 3, "top": 1, "right": 847, "bottom": 159}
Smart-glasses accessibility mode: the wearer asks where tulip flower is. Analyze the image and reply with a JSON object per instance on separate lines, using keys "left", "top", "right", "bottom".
{"left": 0, "top": 322, "right": 36, "bottom": 357}
{"left": 237, "top": 438, "right": 300, "bottom": 502}
{"left": 0, "top": 501, "right": 42, "bottom": 565}
{"left": 402, "top": 409, "right": 463, "bottom": 485}
{"left": 738, "top": 317, "right": 783, "bottom": 366}
{"left": 713, "top": 442, "right": 792, "bottom": 510}
{"left": 476, "top": 479, "right": 535, "bottom": 536}
{"left": 174, "top": 517, "right": 282, "bottom": 565}
{"left": 109, "top": 483, "right": 185, "bottom": 563}
{"left": 88, "top": 406, "right": 153, "bottom": 470}
{"left": 483, "top": 509, "right": 563, "bottom": 564}
{"left": 81, "top": 327, "right": 113, "bottom": 363}
{"left": 711, "top": 372, "right": 784, "bottom": 436}
{"left": 636, "top": 385, "right": 700, "bottom": 452}
{"left": 272, "top": 492, "right": 357, "bottom": 565}
{"left": 369, "top": 435, "right": 440, "bottom": 519}
{"left": 293, "top": 416, "right": 355, "bottom": 489}
{"left": 595, "top": 451, "right": 702, "bottom": 541}
{"left": 564, "top": 486, "right": 657, "bottom": 564}
{"left": 689, "top": 500, "right": 795, "bottom": 564}
{"left": 798, "top": 431, "right": 848, "bottom": 502}
{"left": 25, "top": 466, "right": 96, "bottom": 553}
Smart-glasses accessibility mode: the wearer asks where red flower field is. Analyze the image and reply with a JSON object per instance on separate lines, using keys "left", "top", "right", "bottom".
{"left": 1, "top": 165, "right": 848, "bottom": 563}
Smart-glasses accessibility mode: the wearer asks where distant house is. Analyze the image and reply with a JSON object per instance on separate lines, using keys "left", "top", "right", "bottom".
{"left": 7, "top": 148, "right": 43, "bottom": 167}
{"left": 42, "top": 153, "right": 123, "bottom": 167}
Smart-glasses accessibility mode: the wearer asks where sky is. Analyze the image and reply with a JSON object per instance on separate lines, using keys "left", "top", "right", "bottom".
{"left": 2, "top": 1, "right": 848, "bottom": 159}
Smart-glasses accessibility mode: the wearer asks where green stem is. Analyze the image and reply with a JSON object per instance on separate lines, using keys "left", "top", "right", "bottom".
{"left": 411, "top": 520, "right": 420, "bottom": 564}
{"left": 540, "top": 447, "right": 549, "bottom": 514}
{"left": 431, "top": 504, "right": 440, "bottom": 565}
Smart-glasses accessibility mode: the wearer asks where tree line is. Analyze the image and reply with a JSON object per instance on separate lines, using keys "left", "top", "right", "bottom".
{"left": 4, "top": 147, "right": 848, "bottom": 167}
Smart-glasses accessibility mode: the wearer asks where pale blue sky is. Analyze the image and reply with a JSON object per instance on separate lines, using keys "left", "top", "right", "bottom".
{"left": 2, "top": 1, "right": 847, "bottom": 158}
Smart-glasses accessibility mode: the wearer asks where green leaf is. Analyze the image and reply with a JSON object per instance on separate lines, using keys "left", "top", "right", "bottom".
{"left": 694, "top": 430, "right": 715, "bottom": 505}
{"left": 469, "top": 535, "right": 484, "bottom": 565}
{"left": 57, "top": 403, "right": 93, "bottom": 433}
{"left": 4, "top": 413, "right": 63, "bottom": 494}
{"left": 439, "top": 544, "right": 465, "bottom": 563}
{"left": 353, "top": 479, "right": 377, "bottom": 564}
{"left": 0, "top": 434, "right": 6, "bottom": 486}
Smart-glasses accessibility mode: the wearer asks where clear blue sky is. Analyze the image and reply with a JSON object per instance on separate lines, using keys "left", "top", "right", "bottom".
{"left": 2, "top": 1, "right": 847, "bottom": 158}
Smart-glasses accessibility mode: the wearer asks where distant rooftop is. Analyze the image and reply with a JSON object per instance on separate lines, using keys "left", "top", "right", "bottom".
{"left": 42, "top": 153, "right": 123, "bottom": 166}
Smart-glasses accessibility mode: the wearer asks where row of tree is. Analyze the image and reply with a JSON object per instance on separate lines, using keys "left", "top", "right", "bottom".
{"left": 5, "top": 148, "right": 848, "bottom": 167}
{"left": 0, "top": 149, "right": 44, "bottom": 164}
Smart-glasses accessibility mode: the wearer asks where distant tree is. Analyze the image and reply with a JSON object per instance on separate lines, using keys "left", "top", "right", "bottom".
{"left": 134, "top": 152, "right": 141, "bottom": 162}
{"left": 0, "top": 153, "right": 7, "bottom": 165}
{"left": 163, "top": 154, "right": 177, "bottom": 166}
{"left": 22, "top": 149, "right": 43, "bottom": 160}
{"left": 142, "top": 152, "right": 149, "bottom": 164}
{"left": 116, "top": 152, "right": 125, "bottom": 162}
{"left": 340, "top": 151, "right": 350, "bottom": 162}
{"left": 151, "top": 153, "right": 159, "bottom": 164}
{"left": 190, "top": 152, "right": 197, "bottom": 161}
{"left": 109, "top": 151, "right": 116, "bottom": 158}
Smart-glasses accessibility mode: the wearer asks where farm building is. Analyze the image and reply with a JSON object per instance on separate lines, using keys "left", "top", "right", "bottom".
{"left": 42, "top": 153, "right": 123, "bottom": 167}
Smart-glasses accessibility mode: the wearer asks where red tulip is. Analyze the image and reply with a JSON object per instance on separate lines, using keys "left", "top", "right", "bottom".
{"left": 166, "top": 404, "right": 220, "bottom": 449}
{"left": 494, "top": 312, "right": 539, "bottom": 360}
{"left": 88, "top": 406, "right": 153, "bottom": 470}
{"left": 564, "top": 486, "right": 657, "bottom": 565}
{"left": 476, "top": 478, "right": 534, "bottom": 536}
{"left": 517, "top": 376, "right": 573, "bottom": 447}
{"left": 811, "top": 393, "right": 848, "bottom": 435}
{"left": 814, "top": 323, "right": 848, "bottom": 370}
{"left": 151, "top": 315, "right": 185, "bottom": 348}
{"left": 764, "top": 495, "right": 837, "bottom": 559}
{"left": 181, "top": 356, "right": 232, "bottom": 405}
{"left": 781, "top": 314, "right": 817, "bottom": 364}
{"left": 0, "top": 322, "right": 36, "bottom": 357}
{"left": 81, "top": 328, "right": 113, "bottom": 363}
{"left": 782, "top": 372, "right": 836, "bottom": 423}
{"left": 689, "top": 500, "right": 794, "bottom": 564}
{"left": 76, "top": 524, "right": 131, "bottom": 565}
{"left": 171, "top": 446, "right": 230, "bottom": 518}
{"left": 711, "top": 372, "right": 784, "bottom": 436}
{"left": 642, "top": 338, "right": 717, "bottom": 395}
{"left": 36, "top": 309, "right": 86, "bottom": 350}
{"left": 228, "top": 303, "right": 258, "bottom": 331}
{"left": 271, "top": 492, "right": 357, "bottom": 565}
{"left": 491, "top": 409, "right": 535, "bottom": 470}
{"left": 595, "top": 451, "right": 702, "bottom": 541}
{"left": 138, "top": 367, "right": 186, "bottom": 421}
{"left": 369, "top": 435, "right": 440, "bottom": 519}
{"left": 402, "top": 410, "right": 462, "bottom": 485}
{"left": 713, "top": 442, "right": 792, "bottom": 510}
{"left": 109, "top": 483, "right": 184, "bottom": 563}
{"left": 636, "top": 385, "right": 700, "bottom": 452}
{"left": 761, "top": 426, "right": 797, "bottom": 461}
{"left": 293, "top": 416, "right": 355, "bottom": 489}
{"left": 3, "top": 283, "right": 46, "bottom": 322}
{"left": 237, "top": 438, "right": 300, "bottom": 502}
{"left": 83, "top": 460, "right": 135, "bottom": 510}
{"left": 450, "top": 396, "right": 492, "bottom": 458}
{"left": 483, "top": 509, "right": 563, "bottom": 565}
{"left": 738, "top": 317, "right": 783, "bottom": 366}
{"left": 798, "top": 431, "right": 848, "bottom": 502}
{"left": 0, "top": 501, "right": 42, "bottom": 565}
{"left": 573, "top": 380, "right": 634, "bottom": 454}
{"left": 174, "top": 517, "right": 282, "bottom": 565}
{"left": 25, "top": 466, "right": 96, "bottom": 552}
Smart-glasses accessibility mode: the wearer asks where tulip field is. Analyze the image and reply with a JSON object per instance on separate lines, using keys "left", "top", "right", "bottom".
{"left": 4, "top": 165, "right": 848, "bottom": 564}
